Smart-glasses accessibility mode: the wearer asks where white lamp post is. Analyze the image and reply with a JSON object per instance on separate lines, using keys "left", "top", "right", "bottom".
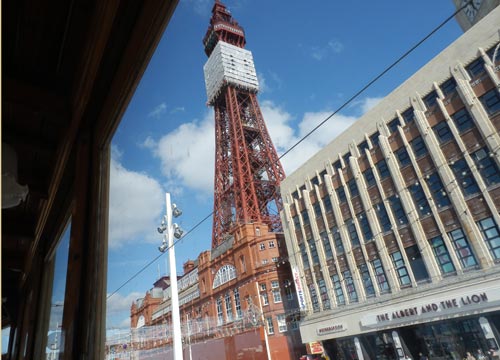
{"left": 158, "top": 193, "right": 184, "bottom": 360}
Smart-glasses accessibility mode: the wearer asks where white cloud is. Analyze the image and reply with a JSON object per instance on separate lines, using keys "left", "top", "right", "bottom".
{"left": 151, "top": 112, "right": 215, "bottom": 196}
{"left": 311, "top": 39, "right": 344, "bottom": 61}
{"left": 108, "top": 150, "right": 165, "bottom": 249}
{"left": 148, "top": 102, "right": 167, "bottom": 118}
{"left": 106, "top": 291, "right": 143, "bottom": 329}
{"left": 143, "top": 97, "right": 370, "bottom": 195}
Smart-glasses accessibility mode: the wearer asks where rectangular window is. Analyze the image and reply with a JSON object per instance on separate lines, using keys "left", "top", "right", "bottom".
{"left": 433, "top": 121, "right": 453, "bottom": 143}
{"left": 272, "top": 289, "right": 282, "bottom": 303}
{"left": 261, "top": 292, "right": 269, "bottom": 306}
{"left": 370, "top": 131, "right": 380, "bottom": 147}
{"left": 234, "top": 288, "right": 242, "bottom": 319}
{"left": 343, "top": 270, "right": 358, "bottom": 302}
{"left": 272, "top": 257, "right": 278, "bottom": 263}
{"left": 477, "top": 217, "right": 500, "bottom": 260}
{"left": 391, "top": 251, "right": 411, "bottom": 286}
{"left": 260, "top": 283, "right": 267, "bottom": 291}
{"left": 285, "top": 285, "right": 294, "bottom": 301}
{"left": 313, "top": 202, "right": 322, "bottom": 217}
{"left": 266, "top": 317, "right": 274, "bottom": 334}
{"left": 309, "top": 284, "right": 320, "bottom": 312}
{"left": 363, "top": 167, "right": 376, "bottom": 187}
{"left": 371, "top": 258, "right": 390, "bottom": 293}
{"left": 396, "top": 147, "right": 411, "bottom": 167}
{"left": 217, "top": 297, "right": 224, "bottom": 325}
{"left": 405, "top": 244, "right": 430, "bottom": 282}
{"left": 348, "top": 178, "right": 359, "bottom": 197}
{"left": 342, "top": 152, "right": 351, "bottom": 167}
{"left": 301, "top": 209, "right": 310, "bottom": 226}
{"left": 388, "top": 195, "right": 408, "bottom": 225}
{"left": 322, "top": 195, "right": 333, "bottom": 213}
{"left": 480, "top": 88, "right": 500, "bottom": 115}
{"left": 259, "top": 243, "right": 266, "bottom": 250}
{"left": 300, "top": 242, "right": 310, "bottom": 269}
{"left": 331, "top": 274, "right": 345, "bottom": 306}
{"left": 402, "top": 108, "right": 415, "bottom": 124}
{"left": 268, "top": 241, "right": 275, "bottom": 248}
{"left": 450, "top": 159, "right": 480, "bottom": 197}
{"left": 451, "top": 108, "right": 475, "bottom": 133}
{"left": 358, "top": 140, "right": 369, "bottom": 153}
{"left": 225, "top": 292, "right": 233, "bottom": 322}
{"left": 308, "top": 238, "right": 319, "bottom": 265}
{"left": 426, "top": 173, "right": 450, "bottom": 208}
{"left": 440, "top": 78, "right": 457, "bottom": 96}
{"left": 262, "top": 259, "right": 268, "bottom": 265}
{"left": 277, "top": 314, "right": 287, "bottom": 333}
{"left": 318, "top": 279, "right": 331, "bottom": 310}
{"left": 448, "top": 228, "right": 477, "bottom": 269}
{"left": 430, "top": 236, "right": 456, "bottom": 274}
{"left": 331, "top": 226, "right": 344, "bottom": 254}
{"left": 388, "top": 118, "right": 400, "bottom": 133}
{"left": 346, "top": 219, "right": 360, "bottom": 247}
{"left": 358, "top": 212, "right": 373, "bottom": 242}
{"left": 292, "top": 215, "right": 300, "bottom": 228}
{"left": 409, "top": 182, "right": 431, "bottom": 216}
{"left": 320, "top": 231, "right": 333, "bottom": 259}
{"left": 466, "top": 57, "right": 485, "bottom": 78}
{"left": 359, "top": 264, "right": 375, "bottom": 297}
{"left": 471, "top": 148, "right": 500, "bottom": 186}
{"left": 423, "top": 90, "right": 438, "bottom": 109}
{"left": 410, "top": 136, "right": 428, "bottom": 158}
{"left": 336, "top": 186, "right": 347, "bottom": 203}
{"left": 375, "top": 202, "right": 392, "bottom": 232}
{"left": 271, "top": 280, "right": 279, "bottom": 288}
{"left": 311, "top": 176, "right": 319, "bottom": 186}
{"left": 332, "top": 160, "right": 341, "bottom": 170}
{"left": 376, "top": 159, "right": 390, "bottom": 179}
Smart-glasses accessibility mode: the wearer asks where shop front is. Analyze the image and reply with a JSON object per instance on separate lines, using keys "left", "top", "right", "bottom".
{"left": 322, "top": 313, "right": 500, "bottom": 360}
{"left": 301, "top": 280, "right": 500, "bottom": 360}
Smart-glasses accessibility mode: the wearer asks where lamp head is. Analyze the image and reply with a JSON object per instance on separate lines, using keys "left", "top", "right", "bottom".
{"left": 173, "top": 223, "right": 184, "bottom": 239}
{"left": 172, "top": 203, "right": 182, "bottom": 218}
{"left": 157, "top": 226, "right": 166, "bottom": 234}
{"left": 158, "top": 243, "right": 168, "bottom": 253}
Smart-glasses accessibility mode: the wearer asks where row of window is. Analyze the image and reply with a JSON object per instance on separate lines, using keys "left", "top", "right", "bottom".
{"left": 302, "top": 216, "right": 500, "bottom": 311}
{"left": 266, "top": 313, "right": 298, "bottom": 334}
{"left": 216, "top": 288, "right": 242, "bottom": 325}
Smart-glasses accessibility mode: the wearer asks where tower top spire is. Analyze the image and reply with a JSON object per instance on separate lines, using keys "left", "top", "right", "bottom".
{"left": 203, "top": 0, "right": 246, "bottom": 57}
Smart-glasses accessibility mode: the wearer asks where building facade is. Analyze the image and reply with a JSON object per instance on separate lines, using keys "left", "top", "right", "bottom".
{"left": 130, "top": 224, "right": 304, "bottom": 359}
{"left": 280, "top": 7, "right": 500, "bottom": 360}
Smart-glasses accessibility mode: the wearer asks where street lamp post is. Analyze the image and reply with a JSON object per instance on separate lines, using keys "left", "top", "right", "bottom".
{"left": 158, "top": 193, "right": 184, "bottom": 360}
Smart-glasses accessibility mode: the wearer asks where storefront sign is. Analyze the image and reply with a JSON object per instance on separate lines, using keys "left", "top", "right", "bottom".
{"left": 362, "top": 291, "right": 495, "bottom": 328}
{"left": 375, "top": 292, "right": 487, "bottom": 323}
{"left": 307, "top": 341, "right": 324, "bottom": 354}
{"left": 293, "top": 266, "right": 307, "bottom": 310}
{"left": 316, "top": 323, "right": 347, "bottom": 336}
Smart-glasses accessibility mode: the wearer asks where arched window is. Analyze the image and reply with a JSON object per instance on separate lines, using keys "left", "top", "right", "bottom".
{"left": 213, "top": 264, "right": 237, "bottom": 289}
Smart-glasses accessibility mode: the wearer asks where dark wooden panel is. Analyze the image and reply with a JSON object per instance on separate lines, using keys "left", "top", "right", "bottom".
{"left": 402, "top": 167, "right": 418, "bottom": 187}
{"left": 439, "top": 208, "right": 460, "bottom": 231}
{"left": 384, "top": 233, "right": 399, "bottom": 253}
{"left": 467, "top": 196, "right": 490, "bottom": 220}
{"left": 417, "top": 155, "right": 436, "bottom": 175}
{"left": 421, "top": 216, "right": 440, "bottom": 239}
{"left": 365, "top": 241, "right": 379, "bottom": 261}
{"left": 399, "top": 226, "right": 416, "bottom": 247}
{"left": 353, "top": 247, "right": 365, "bottom": 266}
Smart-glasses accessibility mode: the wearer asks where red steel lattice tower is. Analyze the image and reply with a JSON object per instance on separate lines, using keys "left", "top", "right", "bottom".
{"left": 203, "top": 1, "right": 286, "bottom": 248}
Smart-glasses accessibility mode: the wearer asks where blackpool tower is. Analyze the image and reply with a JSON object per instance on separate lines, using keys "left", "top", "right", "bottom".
{"left": 203, "top": 0, "right": 286, "bottom": 248}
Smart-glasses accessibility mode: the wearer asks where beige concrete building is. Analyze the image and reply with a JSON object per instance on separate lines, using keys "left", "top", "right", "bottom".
{"left": 280, "top": 7, "right": 500, "bottom": 360}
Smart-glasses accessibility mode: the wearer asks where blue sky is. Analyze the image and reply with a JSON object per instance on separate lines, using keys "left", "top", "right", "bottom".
{"left": 104, "top": 0, "right": 464, "bottom": 329}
